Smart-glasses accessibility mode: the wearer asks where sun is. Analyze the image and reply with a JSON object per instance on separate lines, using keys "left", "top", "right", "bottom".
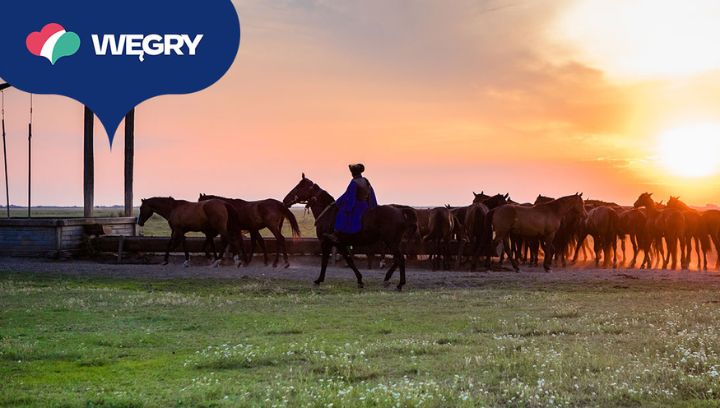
{"left": 658, "top": 123, "right": 720, "bottom": 178}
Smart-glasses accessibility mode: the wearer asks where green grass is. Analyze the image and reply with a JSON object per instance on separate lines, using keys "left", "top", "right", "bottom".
{"left": 8, "top": 207, "right": 317, "bottom": 238}
{"left": 3, "top": 273, "right": 720, "bottom": 406}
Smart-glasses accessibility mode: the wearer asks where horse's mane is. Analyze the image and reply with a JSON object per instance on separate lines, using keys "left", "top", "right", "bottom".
{"left": 585, "top": 199, "right": 621, "bottom": 209}
{"left": 200, "top": 193, "right": 248, "bottom": 203}
{"left": 668, "top": 196, "right": 693, "bottom": 211}
{"left": 536, "top": 194, "right": 582, "bottom": 209}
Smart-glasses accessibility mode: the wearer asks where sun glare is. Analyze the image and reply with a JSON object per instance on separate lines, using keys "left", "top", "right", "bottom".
{"left": 658, "top": 123, "right": 720, "bottom": 178}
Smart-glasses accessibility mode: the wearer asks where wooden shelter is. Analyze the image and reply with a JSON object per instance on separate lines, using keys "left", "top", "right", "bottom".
{"left": 0, "top": 83, "right": 138, "bottom": 257}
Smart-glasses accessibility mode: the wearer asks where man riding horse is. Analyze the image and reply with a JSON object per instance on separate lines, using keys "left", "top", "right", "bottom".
{"left": 325, "top": 163, "right": 378, "bottom": 244}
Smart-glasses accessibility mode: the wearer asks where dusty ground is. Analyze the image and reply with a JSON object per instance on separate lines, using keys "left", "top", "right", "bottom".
{"left": 2, "top": 255, "right": 720, "bottom": 289}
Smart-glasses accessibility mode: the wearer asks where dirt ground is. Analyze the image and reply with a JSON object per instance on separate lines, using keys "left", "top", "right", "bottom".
{"left": 3, "top": 254, "right": 720, "bottom": 290}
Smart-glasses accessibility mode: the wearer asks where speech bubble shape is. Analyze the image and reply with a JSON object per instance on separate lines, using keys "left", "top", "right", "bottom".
{"left": 0, "top": 0, "right": 240, "bottom": 145}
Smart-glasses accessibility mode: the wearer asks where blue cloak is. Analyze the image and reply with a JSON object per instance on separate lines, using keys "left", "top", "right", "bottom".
{"left": 334, "top": 179, "right": 378, "bottom": 234}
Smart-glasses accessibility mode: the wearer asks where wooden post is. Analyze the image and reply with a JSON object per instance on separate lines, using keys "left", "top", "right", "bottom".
{"left": 124, "top": 109, "right": 134, "bottom": 217}
{"left": 27, "top": 95, "right": 32, "bottom": 218}
{"left": 83, "top": 106, "right": 94, "bottom": 217}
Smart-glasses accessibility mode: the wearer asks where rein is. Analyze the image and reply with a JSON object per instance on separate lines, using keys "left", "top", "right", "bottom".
{"left": 295, "top": 182, "right": 336, "bottom": 226}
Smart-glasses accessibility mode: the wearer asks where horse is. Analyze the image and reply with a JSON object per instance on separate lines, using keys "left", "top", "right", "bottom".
{"left": 616, "top": 208, "right": 649, "bottom": 268}
{"left": 283, "top": 173, "right": 417, "bottom": 290}
{"left": 198, "top": 194, "right": 301, "bottom": 268}
{"left": 492, "top": 193, "right": 587, "bottom": 272}
{"left": 573, "top": 206, "right": 619, "bottom": 268}
{"left": 464, "top": 193, "right": 509, "bottom": 270}
{"left": 634, "top": 193, "right": 686, "bottom": 270}
{"left": 424, "top": 207, "right": 457, "bottom": 270}
{"left": 702, "top": 210, "right": 720, "bottom": 269}
{"left": 667, "top": 196, "right": 710, "bottom": 270}
{"left": 137, "top": 197, "right": 244, "bottom": 267}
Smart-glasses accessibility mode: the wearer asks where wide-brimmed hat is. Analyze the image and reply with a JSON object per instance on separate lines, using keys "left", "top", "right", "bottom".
{"left": 349, "top": 163, "right": 365, "bottom": 174}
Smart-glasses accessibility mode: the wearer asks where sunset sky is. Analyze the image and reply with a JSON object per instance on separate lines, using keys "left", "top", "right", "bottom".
{"left": 2, "top": 0, "right": 720, "bottom": 207}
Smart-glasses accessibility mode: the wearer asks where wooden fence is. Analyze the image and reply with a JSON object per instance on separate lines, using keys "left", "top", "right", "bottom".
{"left": 90, "top": 236, "right": 462, "bottom": 263}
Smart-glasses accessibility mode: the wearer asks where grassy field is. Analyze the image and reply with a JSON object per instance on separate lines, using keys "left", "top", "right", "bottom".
{"left": 7, "top": 207, "right": 317, "bottom": 238}
{"left": 3, "top": 272, "right": 720, "bottom": 407}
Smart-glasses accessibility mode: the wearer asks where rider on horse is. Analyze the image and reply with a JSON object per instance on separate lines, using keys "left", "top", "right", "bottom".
{"left": 325, "top": 163, "right": 378, "bottom": 243}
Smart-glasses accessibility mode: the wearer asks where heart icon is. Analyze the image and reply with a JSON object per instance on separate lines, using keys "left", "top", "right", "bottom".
{"left": 26, "top": 23, "right": 80, "bottom": 65}
{"left": 50, "top": 32, "right": 81, "bottom": 64}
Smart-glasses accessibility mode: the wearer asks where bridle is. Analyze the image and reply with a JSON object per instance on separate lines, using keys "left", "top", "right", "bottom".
{"left": 290, "top": 182, "right": 336, "bottom": 225}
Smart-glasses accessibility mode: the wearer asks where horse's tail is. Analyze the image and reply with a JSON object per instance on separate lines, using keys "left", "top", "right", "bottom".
{"left": 281, "top": 205, "right": 302, "bottom": 238}
{"left": 484, "top": 208, "right": 497, "bottom": 255}
{"left": 224, "top": 202, "right": 242, "bottom": 237}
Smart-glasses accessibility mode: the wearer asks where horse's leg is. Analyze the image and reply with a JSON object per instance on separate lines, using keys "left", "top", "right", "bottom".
{"left": 612, "top": 235, "right": 618, "bottom": 269}
{"left": 267, "top": 225, "right": 285, "bottom": 268}
{"left": 315, "top": 239, "right": 333, "bottom": 286}
{"left": 163, "top": 234, "right": 177, "bottom": 265}
{"left": 620, "top": 235, "right": 626, "bottom": 266}
{"left": 593, "top": 237, "right": 601, "bottom": 267}
{"left": 571, "top": 233, "right": 587, "bottom": 264}
{"left": 201, "top": 237, "right": 212, "bottom": 260}
{"left": 505, "top": 237, "right": 519, "bottom": 272}
{"left": 542, "top": 240, "right": 554, "bottom": 272}
{"left": 398, "top": 250, "right": 407, "bottom": 291}
{"left": 455, "top": 237, "right": 465, "bottom": 270}
{"left": 383, "top": 254, "right": 399, "bottom": 287}
{"left": 665, "top": 236, "right": 675, "bottom": 270}
{"left": 338, "top": 246, "right": 364, "bottom": 289}
{"left": 630, "top": 234, "right": 638, "bottom": 268}
{"left": 712, "top": 232, "right": 720, "bottom": 270}
{"left": 207, "top": 235, "right": 221, "bottom": 268}
{"left": 181, "top": 235, "right": 190, "bottom": 267}
{"left": 271, "top": 226, "right": 291, "bottom": 268}
{"left": 250, "top": 230, "right": 268, "bottom": 266}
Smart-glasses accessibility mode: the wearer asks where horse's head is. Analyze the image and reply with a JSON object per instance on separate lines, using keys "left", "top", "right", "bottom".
{"left": 472, "top": 191, "right": 489, "bottom": 204}
{"left": 559, "top": 193, "right": 587, "bottom": 219}
{"left": 137, "top": 199, "right": 153, "bottom": 226}
{"left": 667, "top": 196, "right": 679, "bottom": 208}
{"left": 535, "top": 194, "right": 555, "bottom": 205}
{"left": 283, "top": 173, "right": 316, "bottom": 207}
{"left": 483, "top": 193, "right": 509, "bottom": 209}
{"left": 634, "top": 192, "right": 653, "bottom": 209}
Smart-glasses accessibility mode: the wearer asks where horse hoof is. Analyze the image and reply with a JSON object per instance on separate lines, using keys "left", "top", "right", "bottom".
{"left": 383, "top": 281, "right": 392, "bottom": 288}
{"left": 313, "top": 280, "right": 322, "bottom": 286}
{"left": 395, "top": 286, "right": 403, "bottom": 292}
{"left": 162, "top": 261, "right": 169, "bottom": 266}
{"left": 183, "top": 261, "right": 190, "bottom": 268}
{"left": 357, "top": 283, "right": 364, "bottom": 289}
{"left": 212, "top": 261, "right": 220, "bottom": 268}
{"left": 284, "top": 263, "right": 290, "bottom": 269}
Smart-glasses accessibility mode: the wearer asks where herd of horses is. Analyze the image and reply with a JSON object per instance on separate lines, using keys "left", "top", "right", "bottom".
{"left": 136, "top": 173, "right": 720, "bottom": 291}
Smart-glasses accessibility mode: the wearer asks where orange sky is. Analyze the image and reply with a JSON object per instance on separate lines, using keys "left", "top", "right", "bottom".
{"left": 2, "top": 0, "right": 720, "bottom": 207}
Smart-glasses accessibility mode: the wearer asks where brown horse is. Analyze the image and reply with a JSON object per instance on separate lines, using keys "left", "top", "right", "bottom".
{"left": 573, "top": 206, "right": 619, "bottom": 268}
{"left": 424, "top": 207, "right": 457, "bottom": 270}
{"left": 667, "top": 196, "right": 710, "bottom": 270}
{"left": 616, "top": 208, "right": 649, "bottom": 268}
{"left": 199, "top": 194, "right": 301, "bottom": 268}
{"left": 702, "top": 210, "right": 720, "bottom": 269}
{"left": 283, "top": 174, "right": 417, "bottom": 290}
{"left": 137, "top": 197, "right": 244, "bottom": 267}
{"left": 464, "top": 193, "right": 509, "bottom": 270}
{"left": 634, "top": 193, "right": 686, "bottom": 270}
{"left": 492, "top": 194, "right": 587, "bottom": 272}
